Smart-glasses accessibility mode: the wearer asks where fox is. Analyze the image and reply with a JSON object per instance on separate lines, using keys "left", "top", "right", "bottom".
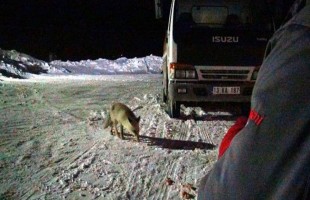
{"left": 103, "top": 102, "right": 140, "bottom": 142}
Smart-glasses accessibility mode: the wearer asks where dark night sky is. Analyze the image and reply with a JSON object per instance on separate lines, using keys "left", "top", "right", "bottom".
{"left": 0, "top": 0, "right": 168, "bottom": 61}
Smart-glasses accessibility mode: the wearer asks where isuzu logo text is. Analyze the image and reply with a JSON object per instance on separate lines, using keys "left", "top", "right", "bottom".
{"left": 212, "top": 36, "right": 239, "bottom": 43}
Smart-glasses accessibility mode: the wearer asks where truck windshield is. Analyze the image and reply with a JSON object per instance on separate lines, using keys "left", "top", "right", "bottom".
{"left": 173, "top": 0, "right": 274, "bottom": 66}
{"left": 192, "top": 6, "right": 228, "bottom": 26}
{"left": 190, "top": 5, "right": 271, "bottom": 30}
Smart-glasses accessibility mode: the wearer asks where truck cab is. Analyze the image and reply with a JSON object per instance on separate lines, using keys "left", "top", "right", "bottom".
{"left": 162, "top": 0, "right": 274, "bottom": 117}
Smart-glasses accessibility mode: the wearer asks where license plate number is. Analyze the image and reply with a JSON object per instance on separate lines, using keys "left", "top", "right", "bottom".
{"left": 212, "top": 87, "right": 240, "bottom": 94}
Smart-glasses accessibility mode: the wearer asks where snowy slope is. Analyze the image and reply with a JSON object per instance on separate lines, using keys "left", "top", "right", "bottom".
{"left": 0, "top": 48, "right": 162, "bottom": 79}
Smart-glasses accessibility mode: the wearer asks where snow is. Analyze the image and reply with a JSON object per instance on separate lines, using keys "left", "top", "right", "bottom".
{"left": 0, "top": 48, "right": 237, "bottom": 199}
{"left": 0, "top": 48, "right": 162, "bottom": 80}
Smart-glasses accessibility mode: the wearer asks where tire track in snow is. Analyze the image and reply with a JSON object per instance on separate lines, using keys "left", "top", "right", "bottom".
{"left": 197, "top": 121, "right": 215, "bottom": 145}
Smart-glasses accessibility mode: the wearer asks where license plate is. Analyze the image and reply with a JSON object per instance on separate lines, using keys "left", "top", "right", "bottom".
{"left": 212, "top": 87, "right": 240, "bottom": 95}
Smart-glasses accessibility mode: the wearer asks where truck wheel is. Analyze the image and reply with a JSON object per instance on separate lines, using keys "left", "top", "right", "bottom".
{"left": 168, "top": 100, "right": 180, "bottom": 118}
{"left": 163, "top": 89, "right": 167, "bottom": 103}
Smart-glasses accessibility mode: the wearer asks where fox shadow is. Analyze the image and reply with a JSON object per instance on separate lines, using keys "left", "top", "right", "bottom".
{"left": 123, "top": 134, "right": 216, "bottom": 150}
{"left": 144, "top": 136, "right": 215, "bottom": 150}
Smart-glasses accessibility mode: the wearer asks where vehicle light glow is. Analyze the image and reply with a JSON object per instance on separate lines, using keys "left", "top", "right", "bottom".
{"left": 251, "top": 66, "right": 261, "bottom": 80}
{"left": 177, "top": 88, "right": 187, "bottom": 93}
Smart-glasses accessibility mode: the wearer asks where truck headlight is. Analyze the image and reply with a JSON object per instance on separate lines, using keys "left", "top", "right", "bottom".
{"left": 170, "top": 63, "right": 197, "bottom": 79}
{"left": 252, "top": 71, "right": 258, "bottom": 80}
{"left": 186, "top": 70, "right": 196, "bottom": 79}
{"left": 175, "top": 69, "right": 196, "bottom": 79}
{"left": 175, "top": 70, "right": 186, "bottom": 78}
{"left": 251, "top": 66, "right": 260, "bottom": 80}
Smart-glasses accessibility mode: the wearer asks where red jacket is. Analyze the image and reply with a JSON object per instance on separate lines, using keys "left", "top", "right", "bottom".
{"left": 218, "top": 116, "right": 247, "bottom": 159}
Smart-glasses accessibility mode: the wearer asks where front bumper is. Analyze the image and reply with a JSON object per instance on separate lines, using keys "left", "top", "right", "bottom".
{"left": 168, "top": 81, "right": 254, "bottom": 103}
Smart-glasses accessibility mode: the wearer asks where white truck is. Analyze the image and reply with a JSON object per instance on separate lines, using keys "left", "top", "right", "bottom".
{"left": 161, "top": 0, "right": 274, "bottom": 117}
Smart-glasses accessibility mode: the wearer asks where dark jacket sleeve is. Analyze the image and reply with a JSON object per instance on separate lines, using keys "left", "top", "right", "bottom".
{"left": 198, "top": 4, "right": 310, "bottom": 200}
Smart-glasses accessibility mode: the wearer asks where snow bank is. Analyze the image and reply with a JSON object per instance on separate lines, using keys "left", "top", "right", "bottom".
{"left": 0, "top": 48, "right": 162, "bottom": 79}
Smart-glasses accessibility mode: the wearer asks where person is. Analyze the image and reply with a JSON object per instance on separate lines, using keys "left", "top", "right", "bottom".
{"left": 197, "top": 0, "right": 310, "bottom": 199}
{"left": 217, "top": 116, "right": 248, "bottom": 159}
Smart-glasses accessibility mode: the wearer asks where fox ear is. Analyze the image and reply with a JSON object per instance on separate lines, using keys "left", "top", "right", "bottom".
{"left": 137, "top": 116, "right": 141, "bottom": 122}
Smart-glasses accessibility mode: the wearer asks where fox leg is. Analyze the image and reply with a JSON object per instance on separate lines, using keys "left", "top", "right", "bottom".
{"left": 120, "top": 125, "right": 124, "bottom": 140}
{"left": 111, "top": 128, "right": 117, "bottom": 135}
{"left": 110, "top": 126, "right": 114, "bottom": 135}
{"left": 135, "top": 134, "right": 140, "bottom": 142}
{"left": 130, "top": 131, "right": 140, "bottom": 142}
{"left": 109, "top": 122, "right": 115, "bottom": 135}
{"left": 113, "top": 123, "right": 120, "bottom": 139}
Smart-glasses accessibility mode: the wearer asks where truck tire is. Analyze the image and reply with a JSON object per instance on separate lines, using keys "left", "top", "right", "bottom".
{"left": 163, "top": 89, "right": 167, "bottom": 103}
{"left": 162, "top": 60, "right": 168, "bottom": 103}
{"left": 168, "top": 99, "right": 180, "bottom": 118}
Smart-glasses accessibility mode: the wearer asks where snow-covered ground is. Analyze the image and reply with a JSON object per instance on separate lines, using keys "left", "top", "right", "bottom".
{"left": 0, "top": 49, "right": 237, "bottom": 199}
